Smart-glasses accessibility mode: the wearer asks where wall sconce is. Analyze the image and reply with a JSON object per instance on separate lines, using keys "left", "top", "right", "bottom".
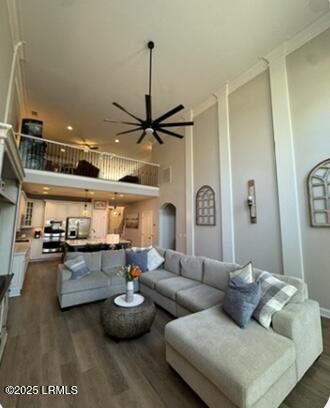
{"left": 247, "top": 180, "right": 257, "bottom": 224}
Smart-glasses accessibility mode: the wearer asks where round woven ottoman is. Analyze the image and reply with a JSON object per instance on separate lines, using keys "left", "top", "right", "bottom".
{"left": 101, "top": 294, "right": 156, "bottom": 341}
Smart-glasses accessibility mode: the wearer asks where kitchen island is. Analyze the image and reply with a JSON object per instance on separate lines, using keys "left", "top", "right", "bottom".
{"left": 64, "top": 239, "right": 131, "bottom": 253}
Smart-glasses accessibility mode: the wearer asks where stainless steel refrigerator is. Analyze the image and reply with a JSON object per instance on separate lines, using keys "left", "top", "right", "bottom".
{"left": 66, "top": 217, "right": 91, "bottom": 239}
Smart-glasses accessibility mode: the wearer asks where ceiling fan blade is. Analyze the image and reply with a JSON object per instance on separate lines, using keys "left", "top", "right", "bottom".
{"left": 153, "top": 130, "right": 164, "bottom": 144}
{"left": 89, "top": 146, "right": 99, "bottom": 150}
{"left": 157, "top": 121, "right": 194, "bottom": 127}
{"left": 116, "top": 127, "right": 143, "bottom": 136}
{"left": 104, "top": 119, "right": 140, "bottom": 126}
{"left": 153, "top": 104, "right": 184, "bottom": 124}
{"left": 113, "top": 102, "right": 144, "bottom": 123}
{"left": 137, "top": 131, "right": 147, "bottom": 144}
{"left": 157, "top": 128, "right": 184, "bottom": 139}
{"left": 145, "top": 94, "right": 152, "bottom": 122}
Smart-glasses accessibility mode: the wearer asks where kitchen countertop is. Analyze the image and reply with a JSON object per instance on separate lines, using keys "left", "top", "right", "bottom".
{"left": 14, "top": 241, "right": 31, "bottom": 255}
{"left": 65, "top": 239, "right": 131, "bottom": 247}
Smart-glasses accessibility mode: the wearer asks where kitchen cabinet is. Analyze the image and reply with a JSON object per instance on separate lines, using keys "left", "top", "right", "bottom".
{"left": 10, "top": 242, "right": 30, "bottom": 297}
{"left": 30, "top": 239, "right": 43, "bottom": 261}
{"left": 91, "top": 208, "right": 108, "bottom": 238}
{"left": 21, "top": 199, "right": 45, "bottom": 228}
{"left": 44, "top": 200, "right": 92, "bottom": 224}
{"left": 0, "top": 124, "right": 24, "bottom": 362}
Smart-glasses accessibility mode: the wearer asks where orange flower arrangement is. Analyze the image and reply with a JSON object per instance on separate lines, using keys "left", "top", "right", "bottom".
{"left": 131, "top": 266, "right": 141, "bottom": 278}
{"left": 118, "top": 264, "right": 142, "bottom": 281}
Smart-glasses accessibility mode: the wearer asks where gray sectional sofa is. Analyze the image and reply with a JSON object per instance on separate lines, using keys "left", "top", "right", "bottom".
{"left": 57, "top": 249, "right": 138, "bottom": 308}
{"left": 139, "top": 249, "right": 323, "bottom": 408}
{"left": 57, "top": 247, "right": 323, "bottom": 408}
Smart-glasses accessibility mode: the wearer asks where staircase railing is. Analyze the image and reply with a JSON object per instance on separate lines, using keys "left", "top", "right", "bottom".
{"left": 17, "top": 134, "right": 159, "bottom": 187}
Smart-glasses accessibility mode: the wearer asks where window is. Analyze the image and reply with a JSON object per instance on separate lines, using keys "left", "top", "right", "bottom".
{"left": 308, "top": 158, "right": 330, "bottom": 227}
{"left": 196, "top": 185, "right": 216, "bottom": 226}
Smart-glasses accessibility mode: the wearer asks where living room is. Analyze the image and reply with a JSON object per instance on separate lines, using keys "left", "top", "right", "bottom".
{"left": 0, "top": 0, "right": 329, "bottom": 407}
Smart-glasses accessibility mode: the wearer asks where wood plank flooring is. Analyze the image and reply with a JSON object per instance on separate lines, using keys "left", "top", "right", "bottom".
{"left": 0, "top": 261, "right": 329, "bottom": 408}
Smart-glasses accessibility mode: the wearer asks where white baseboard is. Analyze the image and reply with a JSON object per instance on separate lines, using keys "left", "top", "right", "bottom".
{"left": 320, "top": 307, "right": 330, "bottom": 319}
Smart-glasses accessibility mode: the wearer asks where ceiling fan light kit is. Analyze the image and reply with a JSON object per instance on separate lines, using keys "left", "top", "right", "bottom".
{"left": 105, "top": 41, "right": 194, "bottom": 144}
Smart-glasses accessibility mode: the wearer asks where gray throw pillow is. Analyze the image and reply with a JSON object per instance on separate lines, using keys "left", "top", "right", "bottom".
{"left": 223, "top": 276, "right": 261, "bottom": 328}
{"left": 65, "top": 255, "right": 90, "bottom": 280}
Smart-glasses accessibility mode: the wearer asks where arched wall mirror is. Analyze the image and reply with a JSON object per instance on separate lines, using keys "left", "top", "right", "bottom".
{"left": 196, "top": 185, "right": 216, "bottom": 226}
{"left": 308, "top": 158, "right": 330, "bottom": 227}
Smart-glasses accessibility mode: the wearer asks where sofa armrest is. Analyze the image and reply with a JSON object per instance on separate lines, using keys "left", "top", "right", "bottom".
{"left": 272, "top": 300, "right": 323, "bottom": 380}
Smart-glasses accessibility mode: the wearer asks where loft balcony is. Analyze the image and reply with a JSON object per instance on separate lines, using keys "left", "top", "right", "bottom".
{"left": 17, "top": 134, "right": 159, "bottom": 197}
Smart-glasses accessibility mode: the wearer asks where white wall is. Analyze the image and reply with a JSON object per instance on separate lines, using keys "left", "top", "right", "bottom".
{"left": 160, "top": 204, "right": 176, "bottom": 249}
{"left": 123, "top": 198, "right": 159, "bottom": 247}
{"left": 0, "top": 0, "right": 13, "bottom": 122}
{"left": 193, "top": 105, "right": 222, "bottom": 260}
{"left": 152, "top": 136, "right": 186, "bottom": 252}
{"left": 229, "top": 71, "right": 283, "bottom": 274}
{"left": 287, "top": 28, "right": 330, "bottom": 310}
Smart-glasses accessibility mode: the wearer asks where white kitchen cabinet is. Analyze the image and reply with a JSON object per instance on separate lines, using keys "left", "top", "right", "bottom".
{"left": 21, "top": 199, "right": 45, "bottom": 228}
{"left": 30, "top": 239, "right": 43, "bottom": 261}
{"left": 10, "top": 243, "right": 30, "bottom": 297}
{"left": 44, "top": 200, "right": 92, "bottom": 224}
{"left": 16, "top": 190, "right": 27, "bottom": 231}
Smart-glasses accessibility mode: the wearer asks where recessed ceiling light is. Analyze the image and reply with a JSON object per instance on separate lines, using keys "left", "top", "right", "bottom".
{"left": 67, "top": 125, "right": 73, "bottom": 131}
{"left": 43, "top": 191, "right": 49, "bottom": 195}
{"left": 43, "top": 187, "right": 50, "bottom": 190}
{"left": 89, "top": 191, "right": 95, "bottom": 195}
{"left": 119, "top": 194, "right": 124, "bottom": 198}
{"left": 115, "top": 139, "right": 120, "bottom": 143}
{"left": 60, "top": 148, "right": 66, "bottom": 153}
{"left": 111, "top": 197, "right": 115, "bottom": 200}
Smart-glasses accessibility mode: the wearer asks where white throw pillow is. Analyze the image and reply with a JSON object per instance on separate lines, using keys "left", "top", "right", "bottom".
{"left": 253, "top": 271, "right": 297, "bottom": 329}
{"left": 230, "top": 262, "right": 254, "bottom": 283}
{"left": 147, "top": 248, "right": 165, "bottom": 271}
{"left": 131, "top": 246, "right": 152, "bottom": 252}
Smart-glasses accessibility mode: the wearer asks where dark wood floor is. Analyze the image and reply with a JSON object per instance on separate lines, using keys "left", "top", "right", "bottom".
{"left": 0, "top": 261, "right": 329, "bottom": 408}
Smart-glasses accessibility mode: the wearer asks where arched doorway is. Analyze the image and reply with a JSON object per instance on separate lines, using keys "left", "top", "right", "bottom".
{"left": 160, "top": 203, "right": 176, "bottom": 250}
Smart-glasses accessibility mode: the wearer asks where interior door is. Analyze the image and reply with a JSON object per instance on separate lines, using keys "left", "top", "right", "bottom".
{"left": 141, "top": 210, "right": 153, "bottom": 247}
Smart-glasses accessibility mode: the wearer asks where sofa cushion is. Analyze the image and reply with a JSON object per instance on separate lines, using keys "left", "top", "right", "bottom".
{"left": 126, "top": 249, "right": 148, "bottom": 272}
{"left": 164, "top": 250, "right": 183, "bottom": 275}
{"left": 65, "top": 251, "right": 102, "bottom": 272}
{"left": 181, "top": 255, "right": 204, "bottom": 281}
{"left": 155, "top": 246, "right": 166, "bottom": 258}
{"left": 102, "top": 266, "right": 138, "bottom": 289}
{"left": 64, "top": 255, "right": 90, "bottom": 280}
{"left": 203, "top": 258, "right": 239, "bottom": 291}
{"left": 101, "top": 249, "right": 126, "bottom": 269}
{"left": 165, "top": 306, "right": 295, "bottom": 408}
{"left": 253, "top": 271, "right": 297, "bottom": 329}
{"left": 229, "top": 262, "right": 253, "bottom": 283}
{"left": 156, "top": 277, "right": 201, "bottom": 300}
{"left": 147, "top": 248, "right": 165, "bottom": 271}
{"left": 223, "top": 276, "right": 261, "bottom": 328}
{"left": 60, "top": 270, "right": 109, "bottom": 295}
{"left": 176, "top": 284, "right": 225, "bottom": 313}
{"left": 139, "top": 269, "right": 176, "bottom": 289}
{"left": 253, "top": 268, "right": 307, "bottom": 304}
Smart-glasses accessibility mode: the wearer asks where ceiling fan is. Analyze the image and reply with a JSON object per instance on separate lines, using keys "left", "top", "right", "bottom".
{"left": 76, "top": 137, "right": 99, "bottom": 150}
{"left": 104, "top": 41, "right": 194, "bottom": 144}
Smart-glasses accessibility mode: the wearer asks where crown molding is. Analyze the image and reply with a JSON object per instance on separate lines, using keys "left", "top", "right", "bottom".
{"left": 5, "top": 0, "right": 27, "bottom": 117}
{"left": 191, "top": 10, "right": 330, "bottom": 114}
{"left": 192, "top": 95, "right": 217, "bottom": 117}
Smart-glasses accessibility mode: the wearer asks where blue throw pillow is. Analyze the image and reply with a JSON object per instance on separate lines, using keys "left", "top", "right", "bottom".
{"left": 126, "top": 250, "right": 149, "bottom": 272}
{"left": 64, "top": 255, "right": 90, "bottom": 280}
{"left": 223, "top": 276, "right": 261, "bottom": 329}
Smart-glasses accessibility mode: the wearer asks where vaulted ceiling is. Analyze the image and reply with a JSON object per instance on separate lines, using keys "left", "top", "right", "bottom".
{"left": 17, "top": 0, "right": 329, "bottom": 159}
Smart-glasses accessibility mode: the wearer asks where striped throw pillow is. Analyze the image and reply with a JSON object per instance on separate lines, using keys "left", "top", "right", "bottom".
{"left": 65, "top": 255, "right": 90, "bottom": 280}
{"left": 253, "top": 271, "right": 297, "bottom": 328}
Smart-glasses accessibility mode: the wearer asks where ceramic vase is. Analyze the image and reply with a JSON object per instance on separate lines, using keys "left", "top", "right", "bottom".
{"left": 126, "top": 280, "right": 134, "bottom": 303}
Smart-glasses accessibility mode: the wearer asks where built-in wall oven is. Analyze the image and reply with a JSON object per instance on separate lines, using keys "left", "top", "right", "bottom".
{"left": 42, "top": 221, "right": 65, "bottom": 254}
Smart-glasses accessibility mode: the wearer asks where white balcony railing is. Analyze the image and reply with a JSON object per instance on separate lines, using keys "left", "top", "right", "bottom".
{"left": 17, "top": 134, "right": 159, "bottom": 187}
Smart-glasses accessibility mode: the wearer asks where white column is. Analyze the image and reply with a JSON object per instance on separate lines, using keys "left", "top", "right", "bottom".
{"left": 184, "top": 109, "right": 195, "bottom": 255}
{"left": 268, "top": 47, "right": 304, "bottom": 279}
{"left": 215, "top": 84, "right": 235, "bottom": 262}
